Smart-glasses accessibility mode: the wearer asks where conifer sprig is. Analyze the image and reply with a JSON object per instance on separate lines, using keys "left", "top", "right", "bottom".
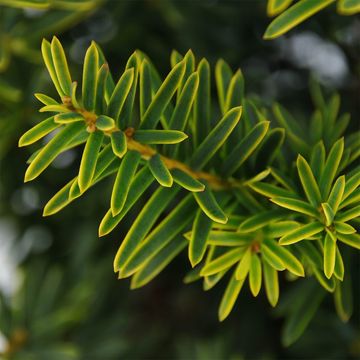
{"left": 19, "top": 38, "right": 359, "bottom": 343}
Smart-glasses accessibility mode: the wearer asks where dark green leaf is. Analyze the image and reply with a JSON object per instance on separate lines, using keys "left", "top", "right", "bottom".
{"left": 222, "top": 121, "right": 269, "bottom": 176}
{"left": 194, "top": 187, "right": 228, "bottom": 224}
{"left": 110, "top": 131, "right": 127, "bottom": 158}
{"left": 98, "top": 167, "right": 154, "bottom": 236}
{"left": 140, "top": 61, "right": 185, "bottom": 129}
{"left": 193, "top": 58, "right": 211, "bottom": 145}
{"left": 130, "top": 237, "right": 187, "bottom": 289}
{"left": 189, "top": 210, "right": 213, "bottom": 267}
{"left": 121, "top": 195, "right": 195, "bottom": 277}
{"left": 113, "top": 186, "right": 180, "bottom": 272}
{"left": 78, "top": 130, "right": 104, "bottom": 192}
{"left": 133, "top": 130, "right": 188, "bottom": 144}
{"left": 171, "top": 168, "right": 205, "bottom": 192}
{"left": 111, "top": 150, "right": 141, "bottom": 216}
{"left": 107, "top": 68, "right": 134, "bottom": 124}
{"left": 190, "top": 107, "right": 242, "bottom": 170}
{"left": 148, "top": 154, "right": 173, "bottom": 187}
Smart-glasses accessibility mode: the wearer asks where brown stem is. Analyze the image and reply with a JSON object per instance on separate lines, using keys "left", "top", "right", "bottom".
{"left": 65, "top": 102, "right": 240, "bottom": 191}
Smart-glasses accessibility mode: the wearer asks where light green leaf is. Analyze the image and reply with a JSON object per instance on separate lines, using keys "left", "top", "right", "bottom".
{"left": 82, "top": 42, "right": 99, "bottom": 111}
{"left": 39, "top": 104, "right": 71, "bottom": 113}
{"left": 249, "top": 182, "right": 299, "bottom": 199}
{"left": 200, "top": 247, "right": 245, "bottom": 277}
{"left": 171, "top": 168, "right": 205, "bottom": 192}
{"left": 327, "top": 176, "right": 345, "bottom": 213}
{"left": 170, "top": 50, "right": 183, "bottom": 68}
{"left": 263, "top": 260, "right": 279, "bottom": 307}
{"left": 133, "top": 130, "right": 188, "bottom": 144}
{"left": 43, "top": 144, "right": 116, "bottom": 216}
{"left": 297, "top": 155, "right": 322, "bottom": 207}
{"left": 54, "top": 112, "right": 84, "bottom": 124}
{"left": 96, "top": 115, "right": 115, "bottom": 131}
{"left": 334, "top": 247, "right": 344, "bottom": 281}
{"left": 111, "top": 150, "right": 141, "bottom": 216}
{"left": 321, "top": 203, "right": 335, "bottom": 226}
{"left": 222, "top": 121, "right": 269, "bottom": 176}
{"left": 279, "top": 222, "right": 324, "bottom": 245}
{"left": 78, "top": 130, "right": 104, "bottom": 192}
{"left": 276, "top": 245, "right": 305, "bottom": 277}
{"left": 206, "top": 231, "right": 252, "bottom": 247}
{"left": 41, "top": 39, "right": 64, "bottom": 97}
{"left": 24, "top": 122, "right": 84, "bottom": 182}
{"left": 319, "top": 138, "right": 344, "bottom": 198}
{"left": 261, "top": 241, "right": 286, "bottom": 271}
{"left": 336, "top": 205, "right": 360, "bottom": 222}
{"left": 70, "top": 81, "right": 80, "bottom": 108}
{"left": 113, "top": 186, "right": 180, "bottom": 272}
{"left": 189, "top": 210, "right": 212, "bottom": 267}
{"left": 140, "top": 60, "right": 185, "bottom": 129}
{"left": 266, "top": 221, "right": 300, "bottom": 238}
{"left": 190, "top": 107, "right": 242, "bottom": 170}
{"left": 337, "top": 0, "right": 360, "bottom": 15}
{"left": 264, "top": 0, "right": 336, "bottom": 39}
{"left": 110, "top": 131, "right": 127, "bottom": 158}
{"left": 267, "top": 0, "right": 293, "bottom": 16}
{"left": 342, "top": 171, "right": 360, "bottom": 202}
{"left": 337, "top": 233, "right": 360, "bottom": 249}
{"left": 34, "top": 93, "right": 58, "bottom": 106}
{"left": 107, "top": 68, "right": 134, "bottom": 124}
{"left": 194, "top": 187, "right": 228, "bottom": 224}
{"left": 130, "top": 237, "right": 187, "bottom": 289}
{"left": 98, "top": 167, "right": 154, "bottom": 236}
{"left": 19, "top": 117, "right": 60, "bottom": 147}
{"left": 238, "top": 210, "right": 285, "bottom": 233}
{"left": 218, "top": 271, "right": 245, "bottom": 321}
{"left": 334, "top": 222, "right": 356, "bottom": 234}
{"left": 148, "top": 154, "right": 173, "bottom": 187}
{"left": 51, "top": 36, "right": 72, "bottom": 95}
{"left": 249, "top": 253, "right": 262, "bottom": 297}
{"left": 235, "top": 247, "right": 251, "bottom": 280}
{"left": 270, "top": 197, "right": 317, "bottom": 217}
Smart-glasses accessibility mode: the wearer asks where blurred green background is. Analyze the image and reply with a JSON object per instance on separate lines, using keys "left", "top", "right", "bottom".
{"left": 0, "top": 1, "right": 359, "bottom": 359}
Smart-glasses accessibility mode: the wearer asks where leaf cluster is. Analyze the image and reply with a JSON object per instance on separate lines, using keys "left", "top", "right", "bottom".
{"left": 19, "top": 38, "right": 360, "bottom": 345}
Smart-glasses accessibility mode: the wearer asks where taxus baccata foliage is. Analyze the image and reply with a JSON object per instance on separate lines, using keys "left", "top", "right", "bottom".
{"left": 264, "top": 0, "right": 360, "bottom": 39}
{"left": 19, "top": 38, "right": 359, "bottom": 345}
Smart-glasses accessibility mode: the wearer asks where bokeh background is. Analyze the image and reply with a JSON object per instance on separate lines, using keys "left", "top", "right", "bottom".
{"left": 0, "top": 1, "right": 359, "bottom": 359}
